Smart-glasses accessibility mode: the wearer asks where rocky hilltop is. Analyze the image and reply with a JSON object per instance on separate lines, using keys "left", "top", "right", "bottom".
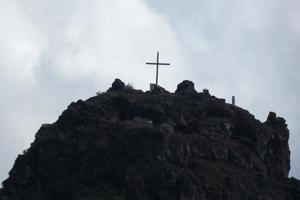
{"left": 1, "top": 79, "right": 300, "bottom": 200}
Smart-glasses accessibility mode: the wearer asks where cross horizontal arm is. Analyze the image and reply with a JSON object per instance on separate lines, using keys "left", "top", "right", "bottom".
{"left": 145, "top": 62, "right": 170, "bottom": 65}
{"left": 145, "top": 52, "right": 171, "bottom": 87}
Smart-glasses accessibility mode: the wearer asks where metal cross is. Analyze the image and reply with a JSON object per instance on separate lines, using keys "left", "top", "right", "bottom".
{"left": 146, "top": 52, "right": 170, "bottom": 86}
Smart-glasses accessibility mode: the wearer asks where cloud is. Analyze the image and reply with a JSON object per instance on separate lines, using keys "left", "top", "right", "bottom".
{"left": 24, "top": 0, "right": 186, "bottom": 87}
{"left": 0, "top": 0, "right": 185, "bottom": 183}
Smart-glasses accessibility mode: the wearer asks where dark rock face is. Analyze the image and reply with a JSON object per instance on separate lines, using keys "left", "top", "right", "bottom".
{"left": 202, "top": 89, "right": 210, "bottom": 96}
{"left": 267, "top": 112, "right": 286, "bottom": 126}
{"left": 175, "top": 80, "right": 197, "bottom": 93}
{"left": 110, "top": 78, "right": 125, "bottom": 91}
{"left": 267, "top": 111, "right": 277, "bottom": 121}
{"left": 1, "top": 80, "right": 299, "bottom": 200}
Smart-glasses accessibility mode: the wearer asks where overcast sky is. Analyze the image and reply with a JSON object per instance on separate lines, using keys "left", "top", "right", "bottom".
{"left": 0, "top": 0, "right": 299, "bottom": 184}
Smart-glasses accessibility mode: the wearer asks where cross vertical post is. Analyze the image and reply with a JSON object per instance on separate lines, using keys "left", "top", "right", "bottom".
{"left": 156, "top": 52, "right": 159, "bottom": 85}
{"left": 146, "top": 52, "right": 171, "bottom": 87}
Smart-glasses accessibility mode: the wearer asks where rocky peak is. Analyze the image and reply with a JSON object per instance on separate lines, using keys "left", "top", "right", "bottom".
{"left": 0, "top": 79, "right": 299, "bottom": 200}
{"left": 267, "top": 111, "right": 287, "bottom": 126}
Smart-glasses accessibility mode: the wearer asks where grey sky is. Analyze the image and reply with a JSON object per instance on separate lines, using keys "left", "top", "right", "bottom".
{"left": 0, "top": 0, "right": 299, "bottom": 184}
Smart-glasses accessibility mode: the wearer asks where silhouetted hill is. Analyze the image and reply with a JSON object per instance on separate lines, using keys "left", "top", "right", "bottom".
{"left": 1, "top": 79, "right": 300, "bottom": 200}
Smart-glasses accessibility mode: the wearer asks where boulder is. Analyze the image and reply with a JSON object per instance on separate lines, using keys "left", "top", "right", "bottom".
{"left": 267, "top": 112, "right": 286, "bottom": 126}
{"left": 110, "top": 78, "right": 125, "bottom": 91}
{"left": 175, "top": 80, "right": 197, "bottom": 93}
{"left": 267, "top": 112, "right": 277, "bottom": 122}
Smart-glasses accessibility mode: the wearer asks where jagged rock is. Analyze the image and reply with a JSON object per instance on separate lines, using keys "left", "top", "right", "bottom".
{"left": 267, "top": 112, "right": 287, "bottom": 126}
{"left": 276, "top": 117, "right": 286, "bottom": 125}
{"left": 110, "top": 78, "right": 125, "bottom": 91}
{"left": 0, "top": 80, "right": 299, "bottom": 200}
{"left": 267, "top": 111, "right": 277, "bottom": 121}
{"left": 203, "top": 89, "right": 210, "bottom": 96}
{"left": 175, "top": 80, "right": 197, "bottom": 93}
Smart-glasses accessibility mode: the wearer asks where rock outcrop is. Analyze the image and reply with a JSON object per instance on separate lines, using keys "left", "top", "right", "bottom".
{"left": 0, "top": 80, "right": 299, "bottom": 200}
{"left": 175, "top": 80, "right": 197, "bottom": 93}
{"left": 109, "top": 78, "right": 125, "bottom": 91}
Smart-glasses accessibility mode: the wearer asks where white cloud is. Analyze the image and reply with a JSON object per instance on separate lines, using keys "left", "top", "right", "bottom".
{"left": 23, "top": 0, "right": 185, "bottom": 88}
{"left": 0, "top": 1, "right": 44, "bottom": 85}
